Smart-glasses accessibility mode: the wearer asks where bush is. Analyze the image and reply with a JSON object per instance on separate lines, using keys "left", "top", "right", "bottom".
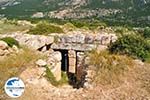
{"left": 63, "top": 22, "right": 76, "bottom": 31}
{"left": 109, "top": 34, "right": 150, "bottom": 61}
{"left": 28, "top": 22, "right": 64, "bottom": 35}
{"left": 115, "top": 27, "right": 128, "bottom": 34}
{"left": 0, "top": 37, "right": 19, "bottom": 47}
{"left": 142, "top": 27, "right": 150, "bottom": 38}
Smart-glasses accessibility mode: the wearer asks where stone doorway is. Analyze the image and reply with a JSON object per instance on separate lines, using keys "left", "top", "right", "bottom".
{"left": 54, "top": 49, "right": 69, "bottom": 72}
{"left": 54, "top": 49, "right": 86, "bottom": 88}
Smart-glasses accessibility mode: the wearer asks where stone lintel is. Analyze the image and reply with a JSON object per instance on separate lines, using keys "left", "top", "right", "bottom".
{"left": 51, "top": 43, "right": 97, "bottom": 51}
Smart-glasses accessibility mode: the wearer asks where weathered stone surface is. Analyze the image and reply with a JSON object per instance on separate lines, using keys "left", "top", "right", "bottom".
{"left": 61, "top": 34, "right": 74, "bottom": 43}
{"left": 68, "top": 50, "right": 76, "bottom": 58}
{"left": 0, "top": 49, "right": 5, "bottom": 56}
{"left": 51, "top": 62, "right": 61, "bottom": 81}
{"left": 36, "top": 59, "right": 47, "bottom": 67}
{"left": 0, "top": 33, "right": 54, "bottom": 50}
{"left": 0, "top": 41, "right": 20, "bottom": 56}
{"left": 0, "top": 32, "right": 117, "bottom": 51}
{"left": 0, "top": 40, "right": 8, "bottom": 50}
{"left": 60, "top": 33, "right": 85, "bottom": 43}
{"left": 77, "top": 52, "right": 85, "bottom": 66}
{"left": 75, "top": 33, "right": 85, "bottom": 44}
{"left": 3, "top": 50, "right": 10, "bottom": 56}
{"left": 51, "top": 43, "right": 97, "bottom": 51}
{"left": 69, "top": 58, "right": 76, "bottom": 73}
{"left": 95, "top": 33, "right": 117, "bottom": 45}
{"left": 68, "top": 50, "right": 76, "bottom": 73}
{"left": 53, "top": 51, "right": 62, "bottom": 61}
{"left": 85, "top": 35, "right": 94, "bottom": 44}
{"left": 46, "top": 51, "right": 62, "bottom": 81}
{"left": 41, "top": 46, "right": 47, "bottom": 52}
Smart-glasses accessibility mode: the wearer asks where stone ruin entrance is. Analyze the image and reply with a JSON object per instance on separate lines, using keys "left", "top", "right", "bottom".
{"left": 0, "top": 32, "right": 117, "bottom": 89}
{"left": 54, "top": 49, "right": 69, "bottom": 72}
{"left": 54, "top": 49, "right": 86, "bottom": 88}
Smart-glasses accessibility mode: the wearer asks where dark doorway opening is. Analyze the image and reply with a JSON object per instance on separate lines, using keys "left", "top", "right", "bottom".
{"left": 54, "top": 49, "right": 69, "bottom": 72}
{"left": 54, "top": 49, "right": 86, "bottom": 89}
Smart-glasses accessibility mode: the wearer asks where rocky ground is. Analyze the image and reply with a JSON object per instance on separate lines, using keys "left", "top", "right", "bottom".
{"left": 18, "top": 63, "right": 150, "bottom": 100}
{"left": 0, "top": 61, "right": 150, "bottom": 100}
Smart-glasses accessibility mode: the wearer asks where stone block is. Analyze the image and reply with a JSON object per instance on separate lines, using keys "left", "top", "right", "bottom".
{"left": 68, "top": 50, "right": 76, "bottom": 73}
{"left": 0, "top": 41, "right": 8, "bottom": 50}
{"left": 51, "top": 62, "right": 61, "bottom": 81}
{"left": 85, "top": 35, "right": 94, "bottom": 44}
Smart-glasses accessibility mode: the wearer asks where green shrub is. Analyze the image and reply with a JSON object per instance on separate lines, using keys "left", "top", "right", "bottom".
{"left": 142, "top": 27, "right": 150, "bottom": 38}
{"left": 28, "top": 22, "right": 64, "bottom": 35}
{"left": 109, "top": 34, "right": 150, "bottom": 61}
{"left": 115, "top": 27, "right": 127, "bottom": 34}
{"left": 0, "top": 37, "right": 19, "bottom": 47}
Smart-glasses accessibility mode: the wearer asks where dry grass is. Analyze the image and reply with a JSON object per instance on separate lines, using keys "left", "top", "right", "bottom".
{"left": 88, "top": 50, "right": 150, "bottom": 98}
{"left": 88, "top": 50, "right": 134, "bottom": 86}
{"left": 0, "top": 47, "right": 42, "bottom": 95}
{"left": 0, "top": 20, "right": 30, "bottom": 34}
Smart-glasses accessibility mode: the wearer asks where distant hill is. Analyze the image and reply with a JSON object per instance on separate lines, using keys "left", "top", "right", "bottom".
{"left": 0, "top": 0, "right": 150, "bottom": 26}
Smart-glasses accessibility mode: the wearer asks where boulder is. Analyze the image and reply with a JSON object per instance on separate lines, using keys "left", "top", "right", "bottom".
{"left": 0, "top": 41, "right": 8, "bottom": 50}
{"left": 12, "top": 45, "right": 19, "bottom": 53}
{"left": 3, "top": 50, "right": 10, "bottom": 56}
{"left": 0, "top": 49, "right": 5, "bottom": 56}
{"left": 50, "top": 51, "right": 62, "bottom": 62}
{"left": 1, "top": 33, "right": 54, "bottom": 50}
{"left": 25, "top": 35, "right": 54, "bottom": 50}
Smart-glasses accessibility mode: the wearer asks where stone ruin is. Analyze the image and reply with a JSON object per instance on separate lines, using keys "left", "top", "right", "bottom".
{"left": 0, "top": 32, "right": 117, "bottom": 88}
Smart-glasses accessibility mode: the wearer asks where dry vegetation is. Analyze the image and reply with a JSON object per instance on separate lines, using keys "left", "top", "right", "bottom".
{"left": 0, "top": 47, "right": 42, "bottom": 95}
{"left": 0, "top": 19, "right": 31, "bottom": 34}
{"left": 88, "top": 50, "right": 150, "bottom": 99}
{"left": 89, "top": 50, "right": 133, "bottom": 86}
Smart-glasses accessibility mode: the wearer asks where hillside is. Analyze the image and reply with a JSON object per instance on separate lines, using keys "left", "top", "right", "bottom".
{"left": 0, "top": 0, "right": 150, "bottom": 26}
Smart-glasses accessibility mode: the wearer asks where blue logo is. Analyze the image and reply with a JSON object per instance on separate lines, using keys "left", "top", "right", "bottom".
{"left": 4, "top": 77, "right": 25, "bottom": 98}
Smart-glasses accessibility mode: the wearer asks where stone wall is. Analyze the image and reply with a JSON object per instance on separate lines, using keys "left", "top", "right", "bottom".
{"left": 0, "top": 32, "right": 117, "bottom": 51}
{"left": 51, "top": 33, "right": 117, "bottom": 51}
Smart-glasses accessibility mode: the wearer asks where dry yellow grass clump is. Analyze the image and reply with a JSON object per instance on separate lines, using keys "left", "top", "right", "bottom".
{"left": 0, "top": 47, "right": 42, "bottom": 94}
{"left": 88, "top": 50, "right": 133, "bottom": 86}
